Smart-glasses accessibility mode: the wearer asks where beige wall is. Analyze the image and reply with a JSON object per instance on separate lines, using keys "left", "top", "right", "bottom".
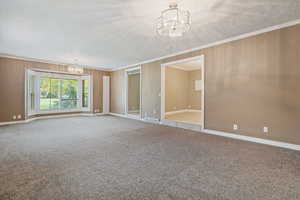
{"left": 128, "top": 73, "right": 140, "bottom": 111}
{"left": 0, "top": 57, "right": 110, "bottom": 122}
{"left": 141, "top": 62, "right": 161, "bottom": 119}
{"left": 110, "top": 63, "right": 161, "bottom": 119}
{"left": 165, "top": 68, "right": 201, "bottom": 112}
{"left": 111, "top": 24, "right": 300, "bottom": 145}
{"left": 165, "top": 67, "right": 189, "bottom": 112}
{"left": 188, "top": 69, "right": 201, "bottom": 110}
{"left": 110, "top": 70, "right": 125, "bottom": 114}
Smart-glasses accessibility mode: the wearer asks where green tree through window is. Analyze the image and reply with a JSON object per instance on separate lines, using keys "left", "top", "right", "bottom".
{"left": 40, "top": 77, "right": 78, "bottom": 110}
{"left": 82, "top": 79, "right": 89, "bottom": 108}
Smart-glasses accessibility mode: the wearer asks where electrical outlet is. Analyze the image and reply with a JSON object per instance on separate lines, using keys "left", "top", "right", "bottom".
{"left": 13, "top": 115, "right": 17, "bottom": 120}
{"left": 263, "top": 127, "right": 268, "bottom": 133}
{"left": 188, "top": 105, "right": 191, "bottom": 108}
{"left": 17, "top": 114, "right": 21, "bottom": 119}
{"left": 233, "top": 124, "right": 238, "bottom": 130}
{"left": 173, "top": 107, "right": 177, "bottom": 110}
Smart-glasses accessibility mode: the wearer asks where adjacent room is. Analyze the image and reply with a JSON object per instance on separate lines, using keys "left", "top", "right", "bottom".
{"left": 1, "top": 1, "right": 300, "bottom": 200}
{"left": 163, "top": 57, "right": 203, "bottom": 127}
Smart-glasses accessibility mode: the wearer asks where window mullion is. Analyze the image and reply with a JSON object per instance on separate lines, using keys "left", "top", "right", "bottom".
{"left": 59, "top": 79, "right": 62, "bottom": 111}
{"left": 78, "top": 78, "right": 82, "bottom": 109}
{"left": 36, "top": 76, "right": 40, "bottom": 113}
{"left": 49, "top": 78, "right": 52, "bottom": 110}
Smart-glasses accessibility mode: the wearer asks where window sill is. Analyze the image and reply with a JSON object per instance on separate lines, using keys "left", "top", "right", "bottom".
{"left": 28, "top": 108, "right": 91, "bottom": 116}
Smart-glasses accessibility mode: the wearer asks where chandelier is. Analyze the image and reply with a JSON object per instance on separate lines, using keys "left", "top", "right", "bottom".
{"left": 156, "top": 2, "right": 191, "bottom": 37}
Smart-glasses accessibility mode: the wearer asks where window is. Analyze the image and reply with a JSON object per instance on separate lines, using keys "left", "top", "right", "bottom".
{"left": 39, "top": 77, "right": 51, "bottom": 110}
{"left": 39, "top": 78, "right": 79, "bottom": 111}
{"left": 60, "top": 79, "right": 78, "bottom": 110}
{"left": 27, "top": 70, "right": 91, "bottom": 115}
{"left": 82, "top": 79, "right": 89, "bottom": 108}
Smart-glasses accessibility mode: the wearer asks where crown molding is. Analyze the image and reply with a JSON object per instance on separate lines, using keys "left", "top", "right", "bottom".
{"left": 0, "top": 53, "right": 113, "bottom": 72}
{"left": 112, "top": 18, "right": 300, "bottom": 71}
{"left": 2, "top": 18, "right": 300, "bottom": 72}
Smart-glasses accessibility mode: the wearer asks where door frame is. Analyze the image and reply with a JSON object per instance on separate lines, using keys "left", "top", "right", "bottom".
{"left": 124, "top": 66, "right": 142, "bottom": 119}
{"left": 160, "top": 55, "right": 205, "bottom": 129}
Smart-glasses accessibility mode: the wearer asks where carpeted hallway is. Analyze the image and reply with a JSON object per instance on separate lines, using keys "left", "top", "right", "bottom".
{"left": 0, "top": 116, "right": 299, "bottom": 200}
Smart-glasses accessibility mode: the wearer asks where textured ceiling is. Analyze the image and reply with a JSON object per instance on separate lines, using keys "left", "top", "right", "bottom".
{"left": 1, "top": 0, "right": 300, "bottom": 70}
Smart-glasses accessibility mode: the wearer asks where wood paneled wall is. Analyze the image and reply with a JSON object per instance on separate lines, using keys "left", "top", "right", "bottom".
{"left": 110, "top": 70, "right": 125, "bottom": 114}
{"left": 188, "top": 70, "right": 201, "bottom": 110}
{"left": 111, "top": 24, "right": 300, "bottom": 145}
{"left": 165, "top": 67, "right": 189, "bottom": 112}
{"left": 128, "top": 73, "right": 140, "bottom": 112}
{"left": 0, "top": 57, "right": 110, "bottom": 122}
{"left": 165, "top": 68, "right": 201, "bottom": 112}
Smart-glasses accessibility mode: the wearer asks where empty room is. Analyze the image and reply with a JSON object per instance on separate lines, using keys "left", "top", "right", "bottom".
{"left": 0, "top": 1, "right": 300, "bottom": 200}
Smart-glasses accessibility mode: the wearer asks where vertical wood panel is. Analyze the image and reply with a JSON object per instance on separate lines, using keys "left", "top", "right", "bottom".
{"left": 0, "top": 59, "right": 25, "bottom": 122}
{"left": 165, "top": 67, "right": 189, "bottom": 112}
{"left": 110, "top": 70, "right": 125, "bottom": 114}
{"left": 141, "top": 61, "right": 161, "bottom": 119}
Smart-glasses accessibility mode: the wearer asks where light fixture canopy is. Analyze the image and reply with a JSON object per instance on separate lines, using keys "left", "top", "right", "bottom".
{"left": 156, "top": 2, "right": 191, "bottom": 37}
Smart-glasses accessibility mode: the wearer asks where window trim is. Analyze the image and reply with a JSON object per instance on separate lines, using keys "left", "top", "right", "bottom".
{"left": 27, "top": 70, "right": 92, "bottom": 116}
{"left": 81, "top": 75, "right": 92, "bottom": 112}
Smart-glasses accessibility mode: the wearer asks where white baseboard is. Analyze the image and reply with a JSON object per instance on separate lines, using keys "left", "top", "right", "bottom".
{"left": 0, "top": 120, "right": 28, "bottom": 126}
{"left": 165, "top": 109, "right": 201, "bottom": 116}
{"left": 160, "top": 119, "right": 201, "bottom": 131}
{"left": 202, "top": 129, "right": 300, "bottom": 151}
{"left": 142, "top": 117, "right": 160, "bottom": 124}
{"left": 165, "top": 109, "right": 186, "bottom": 115}
{"left": 0, "top": 112, "right": 106, "bottom": 126}
{"left": 109, "top": 112, "right": 141, "bottom": 120}
{"left": 109, "top": 114, "right": 300, "bottom": 151}
{"left": 128, "top": 109, "right": 140, "bottom": 113}
{"left": 2, "top": 112, "right": 299, "bottom": 151}
{"left": 109, "top": 112, "right": 139, "bottom": 119}
{"left": 187, "top": 109, "right": 202, "bottom": 113}
{"left": 95, "top": 113, "right": 107, "bottom": 116}
{"left": 109, "top": 112, "right": 160, "bottom": 125}
{"left": 127, "top": 114, "right": 141, "bottom": 120}
{"left": 109, "top": 112, "right": 127, "bottom": 118}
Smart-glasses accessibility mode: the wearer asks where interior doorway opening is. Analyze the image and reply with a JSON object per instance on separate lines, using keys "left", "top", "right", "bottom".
{"left": 161, "top": 55, "right": 204, "bottom": 129}
{"left": 125, "top": 67, "right": 141, "bottom": 119}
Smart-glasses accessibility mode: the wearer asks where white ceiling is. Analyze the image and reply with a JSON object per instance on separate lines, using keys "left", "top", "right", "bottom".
{"left": 1, "top": 0, "right": 300, "bottom": 70}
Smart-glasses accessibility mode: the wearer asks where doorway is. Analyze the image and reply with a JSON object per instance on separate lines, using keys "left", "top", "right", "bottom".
{"left": 161, "top": 55, "right": 205, "bottom": 130}
{"left": 125, "top": 67, "right": 141, "bottom": 119}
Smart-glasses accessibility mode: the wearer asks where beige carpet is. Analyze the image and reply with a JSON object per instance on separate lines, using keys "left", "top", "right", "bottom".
{"left": 165, "top": 111, "right": 202, "bottom": 125}
{"left": 0, "top": 115, "right": 299, "bottom": 200}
